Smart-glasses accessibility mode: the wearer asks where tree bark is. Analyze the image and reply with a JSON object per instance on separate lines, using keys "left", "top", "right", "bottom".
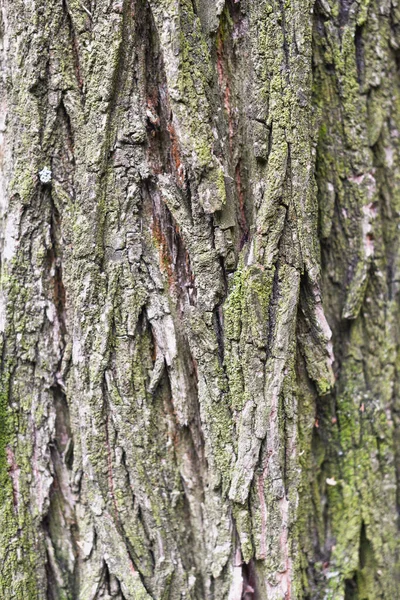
{"left": 0, "top": 0, "right": 399, "bottom": 598}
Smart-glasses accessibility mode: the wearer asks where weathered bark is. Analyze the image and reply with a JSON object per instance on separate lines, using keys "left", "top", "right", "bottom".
{"left": 0, "top": 0, "right": 399, "bottom": 597}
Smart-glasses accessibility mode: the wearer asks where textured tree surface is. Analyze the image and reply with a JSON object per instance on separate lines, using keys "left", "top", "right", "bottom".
{"left": 1, "top": 0, "right": 400, "bottom": 598}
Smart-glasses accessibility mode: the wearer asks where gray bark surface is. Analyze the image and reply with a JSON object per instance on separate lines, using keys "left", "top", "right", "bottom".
{"left": 0, "top": 0, "right": 399, "bottom": 598}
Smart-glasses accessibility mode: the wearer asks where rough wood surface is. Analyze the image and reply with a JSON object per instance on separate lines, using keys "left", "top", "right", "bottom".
{"left": 0, "top": 0, "right": 399, "bottom": 598}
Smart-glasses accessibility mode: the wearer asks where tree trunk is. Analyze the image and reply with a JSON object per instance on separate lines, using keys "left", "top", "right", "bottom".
{"left": 0, "top": 0, "right": 399, "bottom": 598}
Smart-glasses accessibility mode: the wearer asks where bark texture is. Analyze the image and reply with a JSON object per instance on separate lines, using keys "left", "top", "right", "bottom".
{"left": 0, "top": 0, "right": 400, "bottom": 598}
